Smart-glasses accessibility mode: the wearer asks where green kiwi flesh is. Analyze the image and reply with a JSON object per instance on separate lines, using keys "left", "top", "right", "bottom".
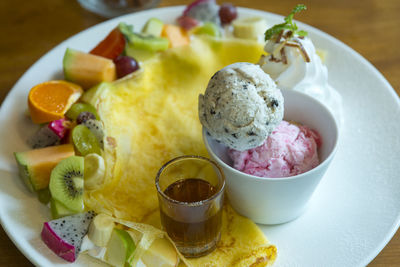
{"left": 49, "top": 156, "right": 84, "bottom": 213}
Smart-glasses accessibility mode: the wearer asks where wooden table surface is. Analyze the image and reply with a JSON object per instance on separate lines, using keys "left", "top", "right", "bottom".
{"left": 0, "top": 0, "right": 399, "bottom": 266}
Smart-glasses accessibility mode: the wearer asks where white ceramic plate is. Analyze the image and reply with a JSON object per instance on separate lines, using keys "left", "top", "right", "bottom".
{"left": 0, "top": 6, "right": 399, "bottom": 267}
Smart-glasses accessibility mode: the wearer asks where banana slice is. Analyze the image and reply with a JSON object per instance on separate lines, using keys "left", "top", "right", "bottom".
{"left": 233, "top": 17, "right": 268, "bottom": 40}
{"left": 88, "top": 213, "right": 115, "bottom": 247}
{"left": 84, "top": 153, "right": 106, "bottom": 190}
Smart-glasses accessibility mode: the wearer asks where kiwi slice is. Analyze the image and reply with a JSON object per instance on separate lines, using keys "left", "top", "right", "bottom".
{"left": 126, "top": 33, "right": 169, "bottom": 52}
{"left": 49, "top": 156, "right": 84, "bottom": 213}
{"left": 72, "top": 125, "right": 102, "bottom": 156}
{"left": 66, "top": 103, "right": 99, "bottom": 121}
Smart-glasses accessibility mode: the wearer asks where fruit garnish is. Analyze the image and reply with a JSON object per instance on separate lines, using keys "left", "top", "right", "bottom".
{"left": 141, "top": 238, "right": 179, "bottom": 267}
{"left": 14, "top": 144, "right": 75, "bottom": 192}
{"left": 63, "top": 48, "right": 117, "bottom": 89}
{"left": 41, "top": 211, "right": 95, "bottom": 262}
{"left": 105, "top": 228, "right": 136, "bottom": 267}
{"left": 177, "top": 15, "right": 199, "bottom": 31}
{"left": 161, "top": 24, "right": 190, "bottom": 48}
{"left": 193, "top": 22, "right": 221, "bottom": 37}
{"left": 113, "top": 55, "right": 140, "bottom": 78}
{"left": 142, "top": 18, "right": 164, "bottom": 37}
{"left": 49, "top": 156, "right": 85, "bottom": 212}
{"left": 84, "top": 153, "right": 106, "bottom": 190}
{"left": 72, "top": 124, "right": 102, "bottom": 156}
{"left": 76, "top": 111, "right": 96, "bottom": 124}
{"left": 264, "top": 4, "right": 308, "bottom": 41}
{"left": 119, "top": 21, "right": 170, "bottom": 53}
{"left": 50, "top": 198, "right": 75, "bottom": 219}
{"left": 90, "top": 27, "right": 126, "bottom": 60}
{"left": 233, "top": 17, "right": 268, "bottom": 40}
{"left": 126, "top": 32, "right": 170, "bottom": 52}
{"left": 183, "top": 0, "right": 220, "bottom": 25}
{"left": 118, "top": 22, "right": 135, "bottom": 38}
{"left": 88, "top": 214, "right": 115, "bottom": 247}
{"left": 219, "top": 3, "right": 238, "bottom": 25}
{"left": 28, "top": 80, "right": 82, "bottom": 124}
{"left": 48, "top": 118, "right": 71, "bottom": 139}
{"left": 37, "top": 188, "right": 51, "bottom": 204}
{"left": 28, "top": 124, "right": 61, "bottom": 148}
{"left": 82, "top": 119, "right": 105, "bottom": 149}
{"left": 66, "top": 102, "right": 99, "bottom": 121}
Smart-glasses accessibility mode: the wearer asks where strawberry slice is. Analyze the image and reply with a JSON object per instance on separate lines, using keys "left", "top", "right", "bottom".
{"left": 90, "top": 28, "right": 125, "bottom": 60}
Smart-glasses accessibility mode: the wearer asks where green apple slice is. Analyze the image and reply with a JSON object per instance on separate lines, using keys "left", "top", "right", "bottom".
{"left": 142, "top": 18, "right": 164, "bottom": 37}
{"left": 105, "top": 228, "right": 136, "bottom": 267}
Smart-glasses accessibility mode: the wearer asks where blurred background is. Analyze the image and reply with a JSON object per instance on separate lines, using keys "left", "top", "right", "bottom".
{"left": 0, "top": 0, "right": 399, "bottom": 266}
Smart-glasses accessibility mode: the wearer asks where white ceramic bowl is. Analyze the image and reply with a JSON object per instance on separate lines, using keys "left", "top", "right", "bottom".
{"left": 203, "top": 89, "right": 339, "bottom": 225}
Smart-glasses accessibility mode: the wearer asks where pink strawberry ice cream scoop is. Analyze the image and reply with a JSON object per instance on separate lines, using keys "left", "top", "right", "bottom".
{"left": 228, "top": 120, "right": 321, "bottom": 178}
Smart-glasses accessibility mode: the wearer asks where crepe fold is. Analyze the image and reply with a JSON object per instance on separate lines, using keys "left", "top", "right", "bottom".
{"left": 83, "top": 36, "right": 276, "bottom": 266}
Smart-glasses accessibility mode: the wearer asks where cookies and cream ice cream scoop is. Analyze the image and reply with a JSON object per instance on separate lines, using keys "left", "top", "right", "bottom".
{"left": 199, "top": 62, "right": 284, "bottom": 151}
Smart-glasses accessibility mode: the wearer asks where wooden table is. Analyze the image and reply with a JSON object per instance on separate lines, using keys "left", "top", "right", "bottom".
{"left": 0, "top": 0, "right": 399, "bottom": 266}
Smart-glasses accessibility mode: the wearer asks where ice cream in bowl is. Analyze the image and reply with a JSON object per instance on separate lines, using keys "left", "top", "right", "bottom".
{"left": 200, "top": 62, "right": 339, "bottom": 225}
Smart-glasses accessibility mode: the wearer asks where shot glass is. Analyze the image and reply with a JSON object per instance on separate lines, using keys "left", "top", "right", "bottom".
{"left": 155, "top": 155, "right": 225, "bottom": 258}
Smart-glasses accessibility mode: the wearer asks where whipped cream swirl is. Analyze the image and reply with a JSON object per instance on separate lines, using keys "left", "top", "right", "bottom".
{"left": 259, "top": 34, "right": 343, "bottom": 126}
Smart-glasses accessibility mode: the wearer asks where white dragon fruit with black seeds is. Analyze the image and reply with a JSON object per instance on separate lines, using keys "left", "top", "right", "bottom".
{"left": 41, "top": 211, "right": 95, "bottom": 262}
{"left": 83, "top": 119, "right": 104, "bottom": 149}
{"left": 28, "top": 125, "right": 60, "bottom": 148}
{"left": 184, "top": 0, "right": 221, "bottom": 25}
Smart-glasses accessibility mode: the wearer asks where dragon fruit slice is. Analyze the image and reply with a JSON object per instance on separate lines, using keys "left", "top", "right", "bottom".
{"left": 28, "top": 125, "right": 60, "bottom": 148}
{"left": 48, "top": 118, "right": 70, "bottom": 139}
{"left": 41, "top": 211, "right": 95, "bottom": 262}
{"left": 183, "top": 0, "right": 221, "bottom": 25}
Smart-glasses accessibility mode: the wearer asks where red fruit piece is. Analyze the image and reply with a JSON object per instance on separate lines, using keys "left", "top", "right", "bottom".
{"left": 183, "top": 0, "right": 215, "bottom": 16}
{"left": 177, "top": 16, "right": 199, "bottom": 31}
{"left": 48, "top": 118, "right": 71, "bottom": 139}
{"left": 219, "top": 3, "right": 238, "bottom": 25}
{"left": 90, "top": 28, "right": 125, "bottom": 60}
{"left": 113, "top": 55, "right": 140, "bottom": 78}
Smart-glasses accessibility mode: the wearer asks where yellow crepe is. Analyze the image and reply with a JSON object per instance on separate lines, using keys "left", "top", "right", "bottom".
{"left": 83, "top": 36, "right": 276, "bottom": 266}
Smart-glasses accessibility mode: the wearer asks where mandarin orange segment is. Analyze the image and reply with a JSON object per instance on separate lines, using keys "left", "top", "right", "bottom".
{"left": 28, "top": 80, "right": 83, "bottom": 124}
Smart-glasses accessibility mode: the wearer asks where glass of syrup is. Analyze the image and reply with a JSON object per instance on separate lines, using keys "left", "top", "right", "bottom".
{"left": 155, "top": 155, "right": 225, "bottom": 258}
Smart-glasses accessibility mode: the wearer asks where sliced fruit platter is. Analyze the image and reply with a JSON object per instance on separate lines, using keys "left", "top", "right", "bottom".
{"left": 11, "top": 1, "right": 277, "bottom": 266}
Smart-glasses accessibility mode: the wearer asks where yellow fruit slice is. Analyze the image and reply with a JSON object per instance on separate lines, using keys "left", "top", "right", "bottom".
{"left": 28, "top": 80, "right": 83, "bottom": 124}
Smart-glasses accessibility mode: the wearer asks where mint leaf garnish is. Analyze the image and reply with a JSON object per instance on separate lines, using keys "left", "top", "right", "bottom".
{"left": 265, "top": 4, "right": 308, "bottom": 41}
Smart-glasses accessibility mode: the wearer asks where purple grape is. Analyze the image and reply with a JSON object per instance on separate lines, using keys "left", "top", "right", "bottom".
{"left": 113, "top": 55, "right": 139, "bottom": 78}
{"left": 76, "top": 111, "right": 96, "bottom": 124}
{"left": 219, "top": 3, "right": 238, "bottom": 25}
